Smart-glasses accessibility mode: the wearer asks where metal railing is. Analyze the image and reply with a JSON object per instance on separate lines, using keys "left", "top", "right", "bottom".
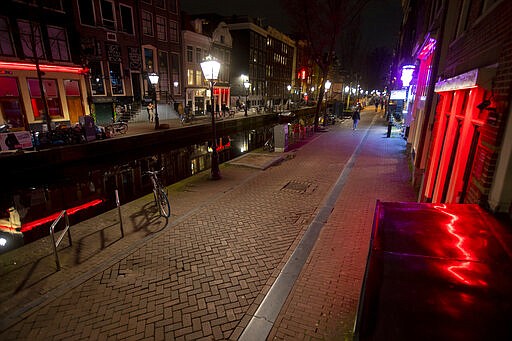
{"left": 49, "top": 210, "right": 71, "bottom": 271}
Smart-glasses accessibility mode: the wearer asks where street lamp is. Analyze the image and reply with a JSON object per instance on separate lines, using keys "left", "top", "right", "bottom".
{"left": 243, "top": 80, "right": 250, "bottom": 116}
{"left": 148, "top": 72, "right": 160, "bottom": 129}
{"left": 200, "top": 55, "right": 221, "bottom": 180}
{"left": 287, "top": 84, "right": 291, "bottom": 109}
{"left": 323, "top": 80, "right": 332, "bottom": 126}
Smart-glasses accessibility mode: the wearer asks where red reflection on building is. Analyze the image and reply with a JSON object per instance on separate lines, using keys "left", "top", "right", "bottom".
{"left": 434, "top": 204, "right": 488, "bottom": 287}
{"left": 18, "top": 199, "right": 103, "bottom": 233}
{"left": 422, "top": 67, "right": 495, "bottom": 203}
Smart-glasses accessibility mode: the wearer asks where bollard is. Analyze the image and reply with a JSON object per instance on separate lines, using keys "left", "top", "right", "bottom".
{"left": 115, "top": 189, "right": 124, "bottom": 237}
{"left": 387, "top": 123, "right": 392, "bottom": 138}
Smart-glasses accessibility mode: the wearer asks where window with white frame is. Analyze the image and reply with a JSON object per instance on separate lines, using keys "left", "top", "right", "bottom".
{"left": 0, "top": 16, "right": 14, "bottom": 56}
{"left": 100, "top": 0, "right": 115, "bottom": 30}
{"left": 47, "top": 26, "right": 70, "bottom": 61}
{"left": 77, "top": 0, "right": 95, "bottom": 26}
{"left": 169, "top": 0, "right": 177, "bottom": 13}
{"left": 142, "top": 10, "right": 153, "bottom": 36}
{"left": 120, "top": 4, "right": 134, "bottom": 34}
{"left": 195, "top": 70, "right": 202, "bottom": 86}
{"left": 158, "top": 50, "right": 169, "bottom": 92}
{"left": 195, "top": 48, "right": 201, "bottom": 64}
{"left": 169, "top": 20, "right": 178, "bottom": 42}
{"left": 187, "top": 69, "right": 194, "bottom": 85}
{"left": 186, "top": 46, "right": 193, "bottom": 63}
{"left": 18, "top": 20, "right": 45, "bottom": 59}
{"left": 171, "top": 53, "right": 180, "bottom": 94}
{"left": 108, "top": 62, "right": 124, "bottom": 95}
{"left": 156, "top": 15, "right": 167, "bottom": 41}
{"left": 89, "top": 60, "right": 106, "bottom": 95}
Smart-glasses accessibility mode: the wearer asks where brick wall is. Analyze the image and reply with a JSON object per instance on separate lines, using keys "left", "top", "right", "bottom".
{"left": 441, "top": 2, "right": 512, "bottom": 205}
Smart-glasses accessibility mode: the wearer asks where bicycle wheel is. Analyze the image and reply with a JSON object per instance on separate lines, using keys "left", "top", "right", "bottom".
{"left": 157, "top": 188, "right": 170, "bottom": 217}
{"left": 118, "top": 123, "right": 128, "bottom": 134}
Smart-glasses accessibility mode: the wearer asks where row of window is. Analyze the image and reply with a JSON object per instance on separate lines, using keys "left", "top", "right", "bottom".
{"left": 0, "top": 76, "right": 81, "bottom": 128}
{"left": 0, "top": 17, "right": 70, "bottom": 61}
{"left": 77, "top": 0, "right": 179, "bottom": 42}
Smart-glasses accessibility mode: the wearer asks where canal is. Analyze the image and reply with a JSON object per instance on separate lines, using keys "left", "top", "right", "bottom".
{"left": 0, "top": 114, "right": 279, "bottom": 253}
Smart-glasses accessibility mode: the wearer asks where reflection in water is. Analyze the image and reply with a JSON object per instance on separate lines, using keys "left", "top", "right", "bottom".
{"left": 0, "top": 124, "right": 275, "bottom": 253}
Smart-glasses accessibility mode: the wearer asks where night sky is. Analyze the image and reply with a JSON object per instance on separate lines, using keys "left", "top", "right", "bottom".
{"left": 181, "top": 0, "right": 403, "bottom": 51}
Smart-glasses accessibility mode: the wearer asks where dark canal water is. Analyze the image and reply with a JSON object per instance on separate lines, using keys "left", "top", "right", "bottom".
{"left": 0, "top": 120, "right": 277, "bottom": 254}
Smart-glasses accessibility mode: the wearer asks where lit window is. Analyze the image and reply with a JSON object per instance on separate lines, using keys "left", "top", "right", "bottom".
{"left": 89, "top": 61, "right": 105, "bottom": 95}
{"left": 108, "top": 62, "right": 124, "bottom": 95}
{"left": 27, "top": 78, "right": 62, "bottom": 118}
{"left": 187, "top": 69, "right": 194, "bottom": 85}
{"left": 195, "top": 70, "right": 202, "bottom": 85}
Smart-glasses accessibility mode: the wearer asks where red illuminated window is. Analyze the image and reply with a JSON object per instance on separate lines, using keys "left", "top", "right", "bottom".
{"left": 27, "top": 78, "right": 62, "bottom": 119}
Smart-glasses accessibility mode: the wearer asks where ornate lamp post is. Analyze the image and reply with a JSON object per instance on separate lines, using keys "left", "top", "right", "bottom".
{"left": 287, "top": 84, "right": 291, "bottom": 109}
{"left": 243, "top": 80, "right": 250, "bottom": 116}
{"left": 148, "top": 72, "right": 160, "bottom": 129}
{"left": 200, "top": 55, "right": 221, "bottom": 180}
{"left": 323, "top": 80, "right": 332, "bottom": 125}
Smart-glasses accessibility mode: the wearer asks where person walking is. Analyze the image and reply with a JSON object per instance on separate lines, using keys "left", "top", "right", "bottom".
{"left": 374, "top": 98, "right": 379, "bottom": 112}
{"left": 147, "top": 102, "right": 155, "bottom": 122}
{"left": 352, "top": 103, "right": 361, "bottom": 130}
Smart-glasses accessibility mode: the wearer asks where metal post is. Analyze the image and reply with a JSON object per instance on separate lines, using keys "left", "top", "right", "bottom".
{"left": 210, "top": 82, "right": 221, "bottom": 179}
{"left": 115, "top": 189, "right": 124, "bottom": 237}
{"left": 153, "top": 85, "right": 160, "bottom": 129}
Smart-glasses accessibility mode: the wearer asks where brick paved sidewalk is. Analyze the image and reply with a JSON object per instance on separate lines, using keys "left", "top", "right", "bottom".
{"left": 0, "top": 109, "right": 414, "bottom": 340}
{"left": 267, "top": 113, "right": 416, "bottom": 340}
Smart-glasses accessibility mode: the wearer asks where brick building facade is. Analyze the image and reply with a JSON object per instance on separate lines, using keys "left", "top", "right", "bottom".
{"left": 397, "top": 0, "right": 512, "bottom": 217}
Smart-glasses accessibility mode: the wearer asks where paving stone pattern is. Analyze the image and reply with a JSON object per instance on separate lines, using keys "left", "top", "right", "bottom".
{"left": 0, "top": 111, "right": 415, "bottom": 340}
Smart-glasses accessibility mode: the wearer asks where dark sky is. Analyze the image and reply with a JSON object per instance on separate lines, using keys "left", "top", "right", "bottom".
{"left": 181, "top": 0, "right": 403, "bottom": 51}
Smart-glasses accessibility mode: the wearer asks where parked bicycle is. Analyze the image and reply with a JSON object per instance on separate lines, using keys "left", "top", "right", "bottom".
{"left": 105, "top": 119, "right": 128, "bottom": 137}
{"left": 263, "top": 138, "right": 274, "bottom": 152}
{"left": 143, "top": 167, "right": 171, "bottom": 217}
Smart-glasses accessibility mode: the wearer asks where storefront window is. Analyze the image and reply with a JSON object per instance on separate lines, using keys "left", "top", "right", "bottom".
{"left": 27, "top": 78, "right": 62, "bottom": 119}
{"left": 0, "top": 77, "right": 24, "bottom": 128}
{"left": 108, "top": 63, "right": 124, "bottom": 95}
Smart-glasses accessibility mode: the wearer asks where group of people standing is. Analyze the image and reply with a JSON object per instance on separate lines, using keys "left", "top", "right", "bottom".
{"left": 374, "top": 97, "right": 385, "bottom": 112}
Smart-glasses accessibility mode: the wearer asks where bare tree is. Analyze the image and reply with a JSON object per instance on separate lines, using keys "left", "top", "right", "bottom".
{"left": 281, "top": 0, "right": 370, "bottom": 129}
{"left": 19, "top": 20, "right": 52, "bottom": 131}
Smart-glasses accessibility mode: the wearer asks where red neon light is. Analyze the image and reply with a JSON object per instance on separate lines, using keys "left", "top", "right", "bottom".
{"left": 0, "top": 61, "right": 88, "bottom": 74}
{"left": 16, "top": 199, "right": 104, "bottom": 233}
{"left": 418, "top": 38, "right": 436, "bottom": 60}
